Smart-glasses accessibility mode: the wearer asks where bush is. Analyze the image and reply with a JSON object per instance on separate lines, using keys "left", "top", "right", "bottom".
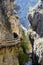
{"left": 18, "top": 51, "right": 29, "bottom": 65}
{"left": 21, "top": 41, "right": 28, "bottom": 53}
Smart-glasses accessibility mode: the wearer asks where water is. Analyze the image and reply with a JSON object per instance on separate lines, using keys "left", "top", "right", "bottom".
{"left": 15, "top": 0, "right": 38, "bottom": 29}
{"left": 26, "top": 61, "right": 32, "bottom": 65}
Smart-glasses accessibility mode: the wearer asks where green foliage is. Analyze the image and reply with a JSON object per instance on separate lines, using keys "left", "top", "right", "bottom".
{"left": 18, "top": 51, "right": 29, "bottom": 65}
{"left": 20, "top": 32, "right": 29, "bottom": 53}
{"left": 21, "top": 41, "right": 28, "bottom": 53}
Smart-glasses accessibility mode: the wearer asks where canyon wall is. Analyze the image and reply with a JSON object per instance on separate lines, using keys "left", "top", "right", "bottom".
{"left": 27, "top": 0, "right": 43, "bottom": 65}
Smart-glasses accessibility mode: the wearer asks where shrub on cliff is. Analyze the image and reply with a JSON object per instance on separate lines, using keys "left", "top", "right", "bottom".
{"left": 21, "top": 41, "right": 28, "bottom": 53}
{"left": 18, "top": 51, "right": 29, "bottom": 65}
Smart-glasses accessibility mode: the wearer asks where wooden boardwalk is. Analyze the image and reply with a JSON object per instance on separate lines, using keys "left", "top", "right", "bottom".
{"left": 0, "top": 39, "right": 20, "bottom": 48}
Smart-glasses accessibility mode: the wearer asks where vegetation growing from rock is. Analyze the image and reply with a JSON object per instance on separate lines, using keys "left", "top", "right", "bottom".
{"left": 18, "top": 51, "right": 29, "bottom": 65}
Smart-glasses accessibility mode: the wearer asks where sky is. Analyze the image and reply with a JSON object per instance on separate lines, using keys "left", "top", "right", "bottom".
{"left": 15, "top": 0, "right": 38, "bottom": 29}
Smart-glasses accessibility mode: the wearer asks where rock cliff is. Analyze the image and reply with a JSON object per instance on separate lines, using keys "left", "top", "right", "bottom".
{"left": 0, "top": 0, "right": 20, "bottom": 40}
{"left": 27, "top": 0, "right": 43, "bottom": 65}
{"left": 0, "top": 0, "right": 30, "bottom": 65}
{"left": 0, "top": 0, "right": 21, "bottom": 65}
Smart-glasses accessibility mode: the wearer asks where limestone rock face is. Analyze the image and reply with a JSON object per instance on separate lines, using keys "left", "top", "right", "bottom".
{"left": 27, "top": 0, "right": 43, "bottom": 64}
{"left": 0, "top": 0, "right": 20, "bottom": 40}
{"left": 9, "top": 15, "right": 19, "bottom": 35}
{"left": 34, "top": 38, "right": 43, "bottom": 63}
{"left": 0, "top": 1, "right": 21, "bottom": 65}
{"left": 28, "top": 0, "right": 43, "bottom": 37}
{"left": 0, "top": 47, "right": 19, "bottom": 65}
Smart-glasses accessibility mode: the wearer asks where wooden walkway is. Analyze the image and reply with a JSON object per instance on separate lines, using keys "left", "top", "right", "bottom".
{"left": 0, "top": 39, "right": 20, "bottom": 48}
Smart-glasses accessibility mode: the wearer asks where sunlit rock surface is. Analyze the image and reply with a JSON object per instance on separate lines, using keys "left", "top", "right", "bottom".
{"left": 0, "top": 0, "right": 21, "bottom": 65}
{"left": 34, "top": 38, "right": 43, "bottom": 62}
{"left": 28, "top": 0, "right": 43, "bottom": 64}
{"left": 0, "top": 0, "right": 21, "bottom": 40}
